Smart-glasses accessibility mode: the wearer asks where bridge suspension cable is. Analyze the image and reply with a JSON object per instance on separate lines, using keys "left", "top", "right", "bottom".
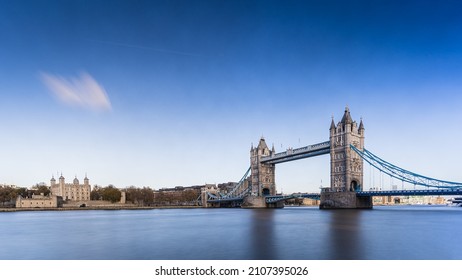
{"left": 204, "top": 167, "right": 252, "bottom": 202}
{"left": 350, "top": 144, "right": 462, "bottom": 189}
{"left": 219, "top": 167, "right": 251, "bottom": 199}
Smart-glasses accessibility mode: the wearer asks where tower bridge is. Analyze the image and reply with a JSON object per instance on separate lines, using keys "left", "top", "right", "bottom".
{"left": 200, "top": 107, "right": 462, "bottom": 209}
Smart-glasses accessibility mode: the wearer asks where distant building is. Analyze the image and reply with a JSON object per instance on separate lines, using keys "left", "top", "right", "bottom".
{"left": 302, "top": 198, "right": 320, "bottom": 206}
{"left": 217, "top": 182, "right": 239, "bottom": 193}
{"left": 50, "top": 174, "right": 91, "bottom": 201}
{"left": 16, "top": 193, "right": 61, "bottom": 208}
{"left": 372, "top": 195, "right": 447, "bottom": 205}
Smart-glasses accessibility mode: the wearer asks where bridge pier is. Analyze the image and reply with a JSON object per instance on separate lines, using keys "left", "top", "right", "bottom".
{"left": 241, "top": 197, "right": 284, "bottom": 208}
{"left": 319, "top": 191, "right": 372, "bottom": 209}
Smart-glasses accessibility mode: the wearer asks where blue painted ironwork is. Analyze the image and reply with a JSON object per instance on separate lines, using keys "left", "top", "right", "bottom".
{"left": 203, "top": 167, "right": 322, "bottom": 204}
{"left": 449, "top": 197, "right": 462, "bottom": 206}
{"left": 260, "top": 141, "right": 331, "bottom": 164}
{"left": 206, "top": 167, "right": 252, "bottom": 203}
{"left": 357, "top": 189, "right": 462, "bottom": 197}
{"left": 265, "top": 193, "right": 320, "bottom": 203}
{"left": 350, "top": 144, "right": 462, "bottom": 189}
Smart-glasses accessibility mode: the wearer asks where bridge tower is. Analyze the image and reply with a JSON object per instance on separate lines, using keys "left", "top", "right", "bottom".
{"left": 321, "top": 107, "right": 372, "bottom": 209}
{"left": 243, "top": 137, "right": 281, "bottom": 208}
{"left": 250, "top": 137, "right": 276, "bottom": 196}
{"left": 329, "top": 107, "right": 365, "bottom": 192}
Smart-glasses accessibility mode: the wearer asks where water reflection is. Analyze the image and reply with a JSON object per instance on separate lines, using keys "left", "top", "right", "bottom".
{"left": 1, "top": 207, "right": 462, "bottom": 259}
{"left": 249, "top": 209, "right": 277, "bottom": 259}
{"left": 326, "top": 210, "right": 365, "bottom": 259}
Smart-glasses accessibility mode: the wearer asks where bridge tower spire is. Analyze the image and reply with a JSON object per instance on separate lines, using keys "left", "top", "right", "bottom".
{"left": 329, "top": 107, "right": 365, "bottom": 192}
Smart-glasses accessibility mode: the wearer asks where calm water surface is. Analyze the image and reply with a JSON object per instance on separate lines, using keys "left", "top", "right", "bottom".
{"left": 1, "top": 206, "right": 461, "bottom": 260}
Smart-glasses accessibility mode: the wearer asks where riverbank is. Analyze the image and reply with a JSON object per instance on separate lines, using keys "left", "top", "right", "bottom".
{"left": 0, "top": 205, "right": 202, "bottom": 212}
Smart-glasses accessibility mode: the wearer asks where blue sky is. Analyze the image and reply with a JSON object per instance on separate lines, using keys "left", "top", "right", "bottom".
{"left": 1, "top": 0, "right": 462, "bottom": 193}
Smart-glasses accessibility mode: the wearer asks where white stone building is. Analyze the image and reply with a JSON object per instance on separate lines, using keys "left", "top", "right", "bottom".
{"left": 50, "top": 174, "right": 91, "bottom": 201}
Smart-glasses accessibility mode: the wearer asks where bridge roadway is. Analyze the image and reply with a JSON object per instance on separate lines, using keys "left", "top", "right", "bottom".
{"left": 265, "top": 189, "right": 462, "bottom": 204}
{"left": 265, "top": 193, "right": 321, "bottom": 203}
{"left": 356, "top": 188, "right": 462, "bottom": 197}
{"left": 206, "top": 193, "right": 320, "bottom": 204}
{"left": 207, "top": 189, "right": 462, "bottom": 204}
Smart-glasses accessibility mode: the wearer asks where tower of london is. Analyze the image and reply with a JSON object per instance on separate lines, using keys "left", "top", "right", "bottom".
{"left": 50, "top": 174, "right": 91, "bottom": 201}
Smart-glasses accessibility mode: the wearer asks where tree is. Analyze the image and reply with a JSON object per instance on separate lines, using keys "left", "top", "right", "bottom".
{"left": 90, "top": 189, "right": 101, "bottom": 200}
{"left": 31, "top": 184, "right": 51, "bottom": 196}
{"left": 101, "top": 185, "right": 121, "bottom": 203}
{"left": 124, "top": 186, "right": 140, "bottom": 204}
{"left": 140, "top": 187, "right": 154, "bottom": 206}
{"left": 182, "top": 189, "right": 199, "bottom": 202}
{"left": 0, "top": 186, "right": 28, "bottom": 207}
{"left": 124, "top": 186, "right": 154, "bottom": 206}
{"left": 14, "top": 188, "right": 28, "bottom": 198}
{"left": 0, "top": 186, "right": 16, "bottom": 206}
{"left": 90, "top": 185, "right": 102, "bottom": 200}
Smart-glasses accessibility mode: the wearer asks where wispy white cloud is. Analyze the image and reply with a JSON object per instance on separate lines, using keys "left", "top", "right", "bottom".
{"left": 40, "top": 72, "right": 112, "bottom": 112}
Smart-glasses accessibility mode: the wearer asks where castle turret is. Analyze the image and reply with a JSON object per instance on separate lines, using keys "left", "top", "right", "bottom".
{"left": 73, "top": 176, "right": 79, "bottom": 185}
{"left": 341, "top": 107, "right": 353, "bottom": 125}
{"left": 330, "top": 116, "right": 336, "bottom": 135}
{"left": 84, "top": 174, "right": 89, "bottom": 186}
{"left": 50, "top": 175, "right": 56, "bottom": 187}
{"left": 358, "top": 118, "right": 365, "bottom": 135}
{"left": 58, "top": 173, "right": 65, "bottom": 199}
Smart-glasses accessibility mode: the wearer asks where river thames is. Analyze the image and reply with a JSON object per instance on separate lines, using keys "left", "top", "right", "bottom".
{"left": 1, "top": 206, "right": 461, "bottom": 260}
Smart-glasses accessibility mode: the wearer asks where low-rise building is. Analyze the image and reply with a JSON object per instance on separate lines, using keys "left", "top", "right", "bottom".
{"left": 16, "top": 193, "right": 61, "bottom": 208}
